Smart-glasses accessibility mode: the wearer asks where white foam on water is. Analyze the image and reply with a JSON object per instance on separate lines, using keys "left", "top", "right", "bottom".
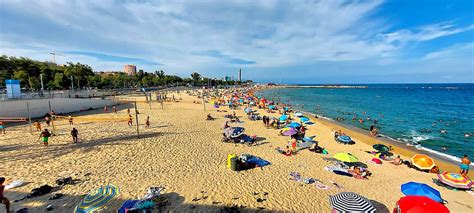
{"left": 420, "top": 147, "right": 474, "bottom": 166}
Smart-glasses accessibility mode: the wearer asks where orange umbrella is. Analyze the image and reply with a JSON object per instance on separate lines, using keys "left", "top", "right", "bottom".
{"left": 411, "top": 154, "right": 436, "bottom": 170}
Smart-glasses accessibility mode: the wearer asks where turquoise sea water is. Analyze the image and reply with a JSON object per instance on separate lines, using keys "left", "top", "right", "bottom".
{"left": 257, "top": 84, "right": 474, "bottom": 161}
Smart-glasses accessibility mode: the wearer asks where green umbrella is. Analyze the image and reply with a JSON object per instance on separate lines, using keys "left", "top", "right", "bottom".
{"left": 333, "top": 153, "right": 359, "bottom": 163}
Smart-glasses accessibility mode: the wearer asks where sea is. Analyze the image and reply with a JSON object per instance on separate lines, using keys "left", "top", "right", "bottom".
{"left": 256, "top": 84, "right": 474, "bottom": 163}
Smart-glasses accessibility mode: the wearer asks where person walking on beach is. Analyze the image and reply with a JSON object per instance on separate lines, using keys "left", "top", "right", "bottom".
{"left": 45, "top": 115, "right": 51, "bottom": 126}
{"left": 39, "top": 129, "right": 51, "bottom": 146}
{"left": 128, "top": 114, "right": 133, "bottom": 127}
{"left": 0, "top": 177, "right": 11, "bottom": 213}
{"left": 460, "top": 155, "right": 471, "bottom": 176}
{"left": 71, "top": 128, "right": 78, "bottom": 143}
{"left": 146, "top": 116, "right": 150, "bottom": 128}
{"left": 0, "top": 121, "right": 5, "bottom": 134}
{"left": 33, "top": 120, "right": 42, "bottom": 131}
{"left": 68, "top": 115, "right": 74, "bottom": 125}
{"left": 112, "top": 105, "right": 117, "bottom": 113}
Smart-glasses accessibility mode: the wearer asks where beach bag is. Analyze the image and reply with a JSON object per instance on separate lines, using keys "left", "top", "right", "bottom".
{"left": 30, "top": 185, "right": 52, "bottom": 196}
{"left": 322, "top": 149, "right": 328, "bottom": 155}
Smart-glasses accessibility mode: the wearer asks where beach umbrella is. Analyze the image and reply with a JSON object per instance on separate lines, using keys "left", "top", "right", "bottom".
{"left": 300, "top": 117, "right": 310, "bottom": 123}
{"left": 230, "top": 127, "right": 245, "bottom": 138}
{"left": 294, "top": 112, "right": 303, "bottom": 117}
{"left": 437, "top": 172, "right": 473, "bottom": 189}
{"left": 286, "top": 122, "right": 301, "bottom": 128}
{"left": 401, "top": 182, "right": 443, "bottom": 203}
{"left": 74, "top": 184, "right": 120, "bottom": 213}
{"left": 282, "top": 127, "right": 298, "bottom": 136}
{"left": 396, "top": 196, "right": 449, "bottom": 213}
{"left": 329, "top": 192, "right": 376, "bottom": 212}
{"left": 337, "top": 135, "right": 352, "bottom": 143}
{"left": 411, "top": 154, "right": 436, "bottom": 170}
{"left": 333, "top": 153, "right": 359, "bottom": 163}
{"left": 373, "top": 144, "right": 389, "bottom": 152}
{"left": 370, "top": 158, "right": 382, "bottom": 164}
{"left": 268, "top": 105, "right": 276, "bottom": 110}
{"left": 279, "top": 114, "right": 288, "bottom": 121}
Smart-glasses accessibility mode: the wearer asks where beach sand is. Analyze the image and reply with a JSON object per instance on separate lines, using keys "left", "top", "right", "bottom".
{"left": 1, "top": 91, "right": 473, "bottom": 212}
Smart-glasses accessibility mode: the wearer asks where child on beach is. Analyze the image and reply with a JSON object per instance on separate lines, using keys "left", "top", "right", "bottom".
{"left": 39, "top": 129, "right": 51, "bottom": 146}
{"left": 71, "top": 128, "right": 78, "bottom": 143}
{"left": 0, "top": 121, "right": 5, "bottom": 134}
{"left": 128, "top": 115, "right": 133, "bottom": 127}
{"left": 290, "top": 136, "right": 297, "bottom": 153}
{"left": 0, "top": 177, "right": 11, "bottom": 213}
{"left": 146, "top": 116, "right": 150, "bottom": 128}
{"left": 33, "top": 121, "right": 42, "bottom": 131}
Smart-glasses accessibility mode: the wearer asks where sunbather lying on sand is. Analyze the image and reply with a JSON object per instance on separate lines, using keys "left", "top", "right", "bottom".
{"left": 391, "top": 155, "right": 403, "bottom": 165}
{"left": 276, "top": 146, "right": 293, "bottom": 156}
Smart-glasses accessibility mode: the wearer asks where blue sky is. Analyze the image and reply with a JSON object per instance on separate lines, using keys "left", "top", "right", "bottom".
{"left": 0, "top": 0, "right": 473, "bottom": 83}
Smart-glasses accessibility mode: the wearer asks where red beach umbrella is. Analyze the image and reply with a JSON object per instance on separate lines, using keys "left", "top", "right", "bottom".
{"left": 395, "top": 196, "right": 449, "bottom": 213}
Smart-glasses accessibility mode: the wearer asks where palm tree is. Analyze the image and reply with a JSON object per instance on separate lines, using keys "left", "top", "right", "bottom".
{"left": 191, "top": 72, "right": 201, "bottom": 86}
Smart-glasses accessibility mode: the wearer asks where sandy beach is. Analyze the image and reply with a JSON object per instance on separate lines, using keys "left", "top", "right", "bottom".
{"left": 1, "top": 90, "right": 473, "bottom": 212}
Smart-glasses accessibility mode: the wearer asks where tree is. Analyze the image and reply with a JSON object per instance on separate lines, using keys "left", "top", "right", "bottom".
{"left": 191, "top": 72, "right": 201, "bottom": 86}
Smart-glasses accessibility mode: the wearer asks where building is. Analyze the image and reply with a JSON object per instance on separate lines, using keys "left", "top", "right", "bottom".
{"left": 123, "top": 64, "right": 137, "bottom": 75}
{"left": 238, "top": 69, "right": 242, "bottom": 82}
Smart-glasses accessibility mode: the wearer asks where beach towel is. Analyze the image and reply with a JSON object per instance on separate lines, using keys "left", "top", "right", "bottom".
{"left": 118, "top": 200, "right": 140, "bottom": 213}
{"left": 289, "top": 172, "right": 302, "bottom": 182}
{"left": 297, "top": 141, "right": 316, "bottom": 149}
{"left": 333, "top": 170, "right": 353, "bottom": 177}
{"left": 5, "top": 180, "right": 27, "bottom": 189}
{"left": 246, "top": 157, "right": 270, "bottom": 167}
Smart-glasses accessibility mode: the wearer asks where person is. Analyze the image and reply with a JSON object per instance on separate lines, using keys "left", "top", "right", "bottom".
{"left": 68, "top": 115, "right": 74, "bottom": 125}
{"left": 71, "top": 128, "right": 78, "bottom": 143}
{"left": 104, "top": 105, "right": 108, "bottom": 112}
{"left": 206, "top": 114, "right": 214, "bottom": 120}
{"left": 0, "top": 177, "right": 11, "bottom": 213}
{"left": 127, "top": 108, "right": 130, "bottom": 114}
{"left": 391, "top": 155, "right": 402, "bottom": 165}
{"left": 146, "top": 116, "right": 150, "bottom": 128}
{"left": 33, "top": 120, "right": 42, "bottom": 131}
{"left": 300, "top": 125, "right": 306, "bottom": 137}
{"left": 39, "top": 129, "right": 51, "bottom": 147}
{"left": 128, "top": 114, "right": 133, "bottom": 127}
{"left": 460, "top": 155, "right": 471, "bottom": 176}
{"left": 45, "top": 115, "right": 51, "bottom": 126}
{"left": 290, "top": 136, "right": 297, "bottom": 153}
{"left": 0, "top": 121, "right": 5, "bottom": 134}
{"left": 112, "top": 105, "right": 117, "bottom": 113}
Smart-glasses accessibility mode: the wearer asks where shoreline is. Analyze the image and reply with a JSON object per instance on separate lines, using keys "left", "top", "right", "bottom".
{"left": 253, "top": 87, "right": 473, "bottom": 177}
{"left": 297, "top": 109, "right": 474, "bottom": 178}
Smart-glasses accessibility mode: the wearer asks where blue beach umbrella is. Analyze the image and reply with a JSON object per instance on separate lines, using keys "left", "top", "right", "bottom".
{"left": 300, "top": 117, "right": 310, "bottom": 123}
{"left": 279, "top": 114, "right": 288, "bottom": 121}
{"left": 401, "top": 182, "right": 443, "bottom": 203}
{"left": 75, "top": 184, "right": 120, "bottom": 213}
{"left": 230, "top": 127, "right": 245, "bottom": 138}
{"left": 268, "top": 105, "right": 276, "bottom": 110}
{"left": 286, "top": 122, "right": 301, "bottom": 128}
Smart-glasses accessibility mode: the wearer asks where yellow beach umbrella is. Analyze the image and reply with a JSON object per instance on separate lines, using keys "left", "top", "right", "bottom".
{"left": 411, "top": 154, "right": 435, "bottom": 170}
{"left": 333, "top": 153, "right": 359, "bottom": 163}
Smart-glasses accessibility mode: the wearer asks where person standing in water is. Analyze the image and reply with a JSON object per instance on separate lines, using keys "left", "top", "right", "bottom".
{"left": 71, "top": 128, "right": 79, "bottom": 143}
{"left": 460, "top": 155, "right": 471, "bottom": 176}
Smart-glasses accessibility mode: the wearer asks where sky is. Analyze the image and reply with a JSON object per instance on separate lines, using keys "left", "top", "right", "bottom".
{"left": 0, "top": 0, "right": 473, "bottom": 83}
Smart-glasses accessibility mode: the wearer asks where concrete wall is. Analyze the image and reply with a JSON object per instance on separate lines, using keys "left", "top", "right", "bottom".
{"left": 0, "top": 98, "right": 116, "bottom": 118}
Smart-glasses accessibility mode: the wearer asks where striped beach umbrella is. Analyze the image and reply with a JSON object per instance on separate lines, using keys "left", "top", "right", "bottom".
{"left": 411, "top": 154, "right": 436, "bottom": 170}
{"left": 329, "top": 192, "right": 376, "bottom": 212}
{"left": 333, "top": 153, "right": 359, "bottom": 163}
{"left": 74, "top": 184, "right": 120, "bottom": 213}
{"left": 437, "top": 172, "right": 473, "bottom": 189}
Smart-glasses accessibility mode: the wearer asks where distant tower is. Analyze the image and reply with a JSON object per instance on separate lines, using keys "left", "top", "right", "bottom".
{"left": 123, "top": 64, "right": 137, "bottom": 75}
{"left": 238, "top": 69, "right": 242, "bottom": 82}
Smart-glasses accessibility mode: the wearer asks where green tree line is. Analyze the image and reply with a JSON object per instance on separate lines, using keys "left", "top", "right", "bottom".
{"left": 0, "top": 55, "right": 243, "bottom": 90}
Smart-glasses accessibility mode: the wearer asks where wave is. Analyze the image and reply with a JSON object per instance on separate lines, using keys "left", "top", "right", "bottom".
{"left": 420, "top": 147, "right": 474, "bottom": 166}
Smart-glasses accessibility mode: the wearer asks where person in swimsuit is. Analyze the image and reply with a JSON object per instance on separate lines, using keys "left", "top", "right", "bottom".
{"left": 39, "top": 129, "right": 51, "bottom": 146}
{"left": 460, "top": 155, "right": 471, "bottom": 176}
{"left": 33, "top": 120, "right": 42, "bottom": 131}
{"left": 71, "top": 128, "right": 78, "bottom": 143}
{"left": 68, "top": 115, "right": 74, "bottom": 125}
{"left": 128, "top": 114, "right": 133, "bottom": 127}
{"left": 146, "top": 116, "right": 150, "bottom": 128}
{"left": 0, "top": 177, "right": 11, "bottom": 213}
{"left": 0, "top": 121, "right": 5, "bottom": 134}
